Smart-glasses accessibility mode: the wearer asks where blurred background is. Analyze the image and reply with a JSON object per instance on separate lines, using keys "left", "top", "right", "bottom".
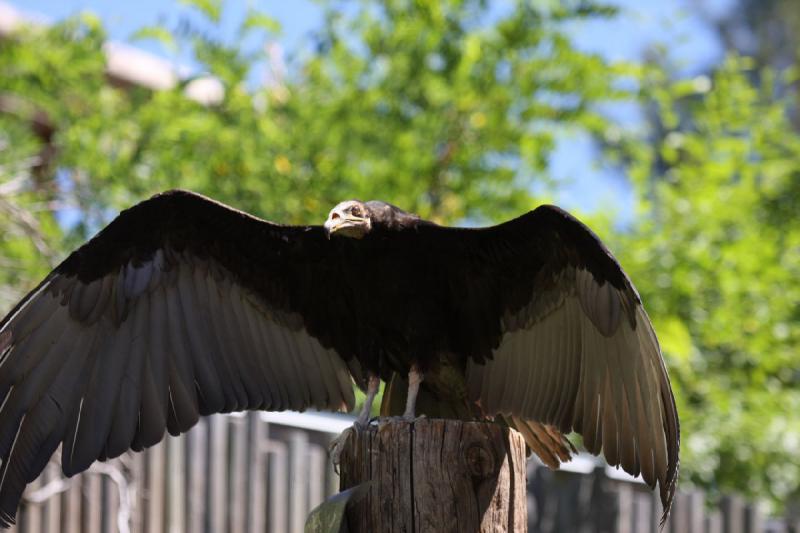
{"left": 0, "top": 0, "right": 798, "bottom": 531}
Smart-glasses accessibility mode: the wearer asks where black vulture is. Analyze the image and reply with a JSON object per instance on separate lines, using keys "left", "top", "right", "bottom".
{"left": 0, "top": 190, "right": 679, "bottom": 526}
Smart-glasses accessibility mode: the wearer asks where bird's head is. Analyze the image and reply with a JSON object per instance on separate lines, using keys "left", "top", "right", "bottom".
{"left": 324, "top": 200, "right": 373, "bottom": 239}
{"left": 324, "top": 200, "right": 422, "bottom": 239}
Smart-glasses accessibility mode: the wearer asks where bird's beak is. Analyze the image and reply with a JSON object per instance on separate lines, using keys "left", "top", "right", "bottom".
{"left": 324, "top": 213, "right": 370, "bottom": 239}
{"left": 324, "top": 217, "right": 339, "bottom": 239}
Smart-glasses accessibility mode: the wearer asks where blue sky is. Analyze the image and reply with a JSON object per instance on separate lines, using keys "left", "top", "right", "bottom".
{"left": 8, "top": 0, "right": 734, "bottom": 221}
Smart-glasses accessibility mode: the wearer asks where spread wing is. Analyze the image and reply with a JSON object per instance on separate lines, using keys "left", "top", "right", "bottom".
{"left": 0, "top": 190, "right": 359, "bottom": 527}
{"left": 431, "top": 205, "right": 680, "bottom": 523}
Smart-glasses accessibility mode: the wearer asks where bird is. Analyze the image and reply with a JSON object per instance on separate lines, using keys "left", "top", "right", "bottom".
{"left": 0, "top": 189, "right": 679, "bottom": 527}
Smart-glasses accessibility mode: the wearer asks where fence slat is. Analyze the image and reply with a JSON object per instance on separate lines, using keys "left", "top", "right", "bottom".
{"left": 289, "top": 430, "right": 309, "bottom": 533}
{"left": 208, "top": 415, "right": 227, "bottom": 533}
{"left": 85, "top": 473, "right": 102, "bottom": 533}
{"left": 64, "top": 474, "right": 82, "bottom": 533}
{"left": 104, "top": 463, "right": 120, "bottom": 533}
{"left": 167, "top": 436, "right": 185, "bottom": 533}
{"left": 267, "top": 439, "right": 288, "bottom": 533}
{"left": 687, "top": 492, "right": 704, "bottom": 533}
{"left": 722, "top": 495, "right": 746, "bottom": 533}
{"left": 617, "top": 482, "right": 633, "bottom": 533}
{"left": 229, "top": 416, "right": 247, "bottom": 533}
{"left": 130, "top": 448, "right": 146, "bottom": 533}
{"left": 146, "top": 440, "right": 166, "bottom": 533}
{"left": 707, "top": 509, "right": 723, "bottom": 533}
{"left": 44, "top": 462, "right": 61, "bottom": 533}
{"left": 247, "top": 413, "right": 266, "bottom": 533}
{"left": 745, "top": 503, "right": 764, "bottom": 533}
{"left": 187, "top": 420, "right": 207, "bottom": 533}
{"left": 307, "top": 444, "right": 327, "bottom": 511}
{"left": 633, "top": 492, "right": 653, "bottom": 533}
{"left": 25, "top": 476, "right": 42, "bottom": 533}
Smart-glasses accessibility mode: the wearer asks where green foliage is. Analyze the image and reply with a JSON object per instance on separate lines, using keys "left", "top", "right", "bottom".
{"left": 180, "top": 0, "right": 223, "bottom": 23}
{"left": 0, "top": 0, "right": 621, "bottom": 299}
{"left": 0, "top": 14, "right": 110, "bottom": 308}
{"left": 618, "top": 56, "right": 800, "bottom": 509}
{"left": 1, "top": 0, "right": 799, "bottom": 513}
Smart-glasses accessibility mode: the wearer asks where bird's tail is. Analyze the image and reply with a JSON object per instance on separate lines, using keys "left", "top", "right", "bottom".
{"left": 379, "top": 372, "right": 576, "bottom": 469}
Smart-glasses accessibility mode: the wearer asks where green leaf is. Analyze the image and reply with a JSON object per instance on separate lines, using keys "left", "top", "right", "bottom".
{"left": 179, "top": 0, "right": 222, "bottom": 23}
{"left": 240, "top": 9, "right": 282, "bottom": 36}
{"left": 130, "top": 25, "right": 177, "bottom": 52}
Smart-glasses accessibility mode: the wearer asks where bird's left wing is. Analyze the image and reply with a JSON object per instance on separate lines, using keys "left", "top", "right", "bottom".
{"left": 0, "top": 190, "right": 358, "bottom": 527}
{"left": 422, "top": 205, "right": 679, "bottom": 523}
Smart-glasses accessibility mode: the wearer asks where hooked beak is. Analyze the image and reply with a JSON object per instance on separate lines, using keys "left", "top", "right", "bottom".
{"left": 324, "top": 214, "right": 370, "bottom": 239}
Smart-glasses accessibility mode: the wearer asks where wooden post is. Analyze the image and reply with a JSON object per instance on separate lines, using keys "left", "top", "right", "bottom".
{"left": 338, "top": 419, "right": 527, "bottom": 533}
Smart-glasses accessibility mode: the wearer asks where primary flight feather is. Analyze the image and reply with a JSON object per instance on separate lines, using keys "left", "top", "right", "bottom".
{"left": 0, "top": 189, "right": 679, "bottom": 526}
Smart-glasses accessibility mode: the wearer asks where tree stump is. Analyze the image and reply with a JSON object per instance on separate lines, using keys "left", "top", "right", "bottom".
{"left": 338, "top": 419, "right": 527, "bottom": 533}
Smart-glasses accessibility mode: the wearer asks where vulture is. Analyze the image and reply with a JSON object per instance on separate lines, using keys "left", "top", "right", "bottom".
{"left": 0, "top": 189, "right": 679, "bottom": 527}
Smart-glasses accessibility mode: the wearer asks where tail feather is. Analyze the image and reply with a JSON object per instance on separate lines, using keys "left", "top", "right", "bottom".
{"left": 509, "top": 415, "right": 576, "bottom": 468}
{"left": 380, "top": 372, "right": 577, "bottom": 470}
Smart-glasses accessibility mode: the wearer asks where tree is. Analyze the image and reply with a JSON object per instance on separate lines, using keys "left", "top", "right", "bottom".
{"left": 0, "top": 0, "right": 621, "bottom": 303}
{"left": 617, "top": 56, "right": 800, "bottom": 510}
{"left": 701, "top": 0, "right": 800, "bottom": 72}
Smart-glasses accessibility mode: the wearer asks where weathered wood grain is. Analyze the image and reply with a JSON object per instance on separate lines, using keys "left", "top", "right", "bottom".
{"left": 339, "top": 419, "right": 527, "bottom": 533}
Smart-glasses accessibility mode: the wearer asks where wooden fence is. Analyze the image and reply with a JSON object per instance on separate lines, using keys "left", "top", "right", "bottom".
{"left": 9, "top": 411, "right": 347, "bottom": 533}
{"left": 528, "top": 460, "right": 800, "bottom": 533}
{"left": 8, "top": 412, "right": 799, "bottom": 533}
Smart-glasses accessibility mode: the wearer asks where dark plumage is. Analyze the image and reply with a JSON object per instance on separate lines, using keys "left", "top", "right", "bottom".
{"left": 0, "top": 190, "right": 679, "bottom": 527}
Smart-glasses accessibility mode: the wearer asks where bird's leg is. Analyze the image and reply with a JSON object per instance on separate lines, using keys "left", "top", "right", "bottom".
{"left": 403, "top": 364, "right": 424, "bottom": 421}
{"left": 329, "top": 373, "right": 380, "bottom": 471}
{"left": 356, "top": 374, "right": 381, "bottom": 427}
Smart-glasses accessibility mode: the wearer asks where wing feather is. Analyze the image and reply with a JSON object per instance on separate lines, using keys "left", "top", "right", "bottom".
{"left": 198, "top": 270, "right": 246, "bottom": 411}
{"left": 85, "top": 274, "right": 113, "bottom": 325}
{"left": 0, "top": 293, "right": 67, "bottom": 400}
{"left": 447, "top": 205, "right": 679, "bottom": 524}
{"left": 490, "top": 327, "right": 514, "bottom": 411}
{"left": 236, "top": 295, "right": 277, "bottom": 410}
{"left": 1, "top": 283, "right": 55, "bottom": 345}
{"left": 69, "top": 317, "right": 124, "bottom": 465}
{"left": 175, "top": 264, "right": 224, "bottom": 414}
{"left": 275, "top": 327, "right": 311, "bottom": 410}
{"left": 303, "top": 335, "right": 335, "bottom": 409}
{"left": 45, "top": 325, "right": 98, "bottom": 475}
{"left": 0, "top": 190, "right": 359, "bottom": 527}
{"left": 216, "top": 279, "right": 265, "bottom": 408}
{"left": 162, "top": 284, "right": 200, "bottom": 434}
{"left": 105, "top": 296, "right": 148, "bottom": 459}
{"left": 554, "top": 297, "right": 580, "bottom": 430}
{"left": 541, "top": 306, "right": 565, "bottom": 421}
{"left": 135, "top": 293, "right": 168, "bottom": 449}
{"left": 250, "top": 315, "right": 290, "bottom": 411}
{"left": 0, "top": 309, "right": 78, "bottom": 460}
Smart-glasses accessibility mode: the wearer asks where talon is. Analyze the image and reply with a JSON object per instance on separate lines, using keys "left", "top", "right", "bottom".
{"left": 329, "top": 426, "right": 356, "bottom": 473}
{"left": 377, "top": 416, "right": 399, "bottom": 429}
{"left": 329, "top": 373, "right": 382, "bottom": 473}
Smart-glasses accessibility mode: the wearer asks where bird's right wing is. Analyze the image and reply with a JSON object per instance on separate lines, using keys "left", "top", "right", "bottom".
{"left": 420, "top": 205, "right": 679, "bottom": 524}
{"left": 0, "top": 190, "right": 358, "bottom": 527}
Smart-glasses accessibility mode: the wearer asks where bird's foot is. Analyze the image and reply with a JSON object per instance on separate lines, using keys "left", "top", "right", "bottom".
{"left": 376, "top": 414, "right": 427, "bottom": 426}
{"left": 329, "top": 420, "right": 367, "bottom": 474}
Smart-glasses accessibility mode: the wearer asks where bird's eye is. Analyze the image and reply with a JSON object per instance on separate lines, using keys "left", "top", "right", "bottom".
{"left": 351, "top": 207, "right": 362, "bottom": 217}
